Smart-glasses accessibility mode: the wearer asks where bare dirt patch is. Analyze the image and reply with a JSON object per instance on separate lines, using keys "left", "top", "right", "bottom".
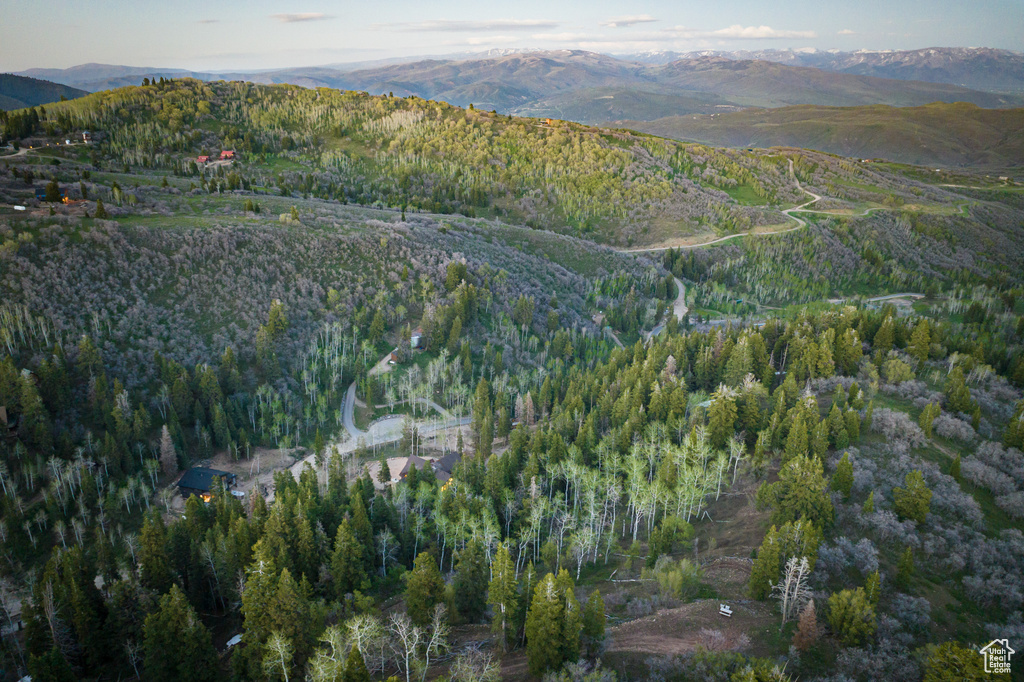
{"left": 606, "top": 598, "right": 777, "bottom": 658}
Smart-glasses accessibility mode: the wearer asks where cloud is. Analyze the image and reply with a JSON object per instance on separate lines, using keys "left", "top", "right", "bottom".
{"left": 531, "top": 32, "right": 594, "bottom": 41}
{"left": 601, "top": 15, "right": 657, "bottom": 28}
{"left": 376, "top": 19, "right": 558, "bottom": 32}
{"left": 272, "top": 13, "right": 332, "bottom": 23}
{"left": 464, "top": 35, "right": 520, "bottom": 45}
{"left": 706, "top": 25, "right": 817, "bottom": 39}
{"left": 197, "top": 19, "right": 219, "bottom": 25}
{"left": 837, "top": 28, "right": 856, "bottom": 35}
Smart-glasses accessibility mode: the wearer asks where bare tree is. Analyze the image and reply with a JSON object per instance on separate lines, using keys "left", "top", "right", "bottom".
{"left": 771, "top": 556, "right": 811, "bottom": 628}
{"left": 159, "top": 425, "right": 177, "bottom": 476}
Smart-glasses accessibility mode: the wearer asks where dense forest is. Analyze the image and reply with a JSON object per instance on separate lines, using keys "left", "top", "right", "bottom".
{"left": 0, "top": 78, "right": 1022, "bottom": 682}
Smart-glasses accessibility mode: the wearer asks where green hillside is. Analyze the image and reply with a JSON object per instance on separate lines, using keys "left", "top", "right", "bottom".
{"left": 0, "top": 73, "right": 87, "bottom": 111}
{"left": 618, "top": 102, "right": 1024, "bottom": 170}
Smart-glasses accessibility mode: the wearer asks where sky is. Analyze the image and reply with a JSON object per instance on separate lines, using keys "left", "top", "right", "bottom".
{"left": 3, "top": 0, "right": 1023, "bottom": 72}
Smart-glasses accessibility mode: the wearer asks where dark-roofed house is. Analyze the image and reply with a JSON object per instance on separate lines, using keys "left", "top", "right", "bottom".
{"left": 177, "top": 467, "right": 237, "bottom": 501}
{"left": 432, "top": 452, "right": 461, "bottom": 484}
{"left": 400, "top": 455, "right": 430, "bottom": 479}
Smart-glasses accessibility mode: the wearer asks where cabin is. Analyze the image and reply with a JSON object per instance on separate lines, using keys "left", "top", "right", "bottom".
{"left": 177, "top": 467, "right": 237, "bottom": 501}
{"left": 35, "top": 187, "right": 68, "bottom": 202}
{"left": 544, "top": 118, "right": 554, "bottom": 125}
{"left": 219, "top": 150, "right": 235, "bottom": 160}
{"left": 196, "top": 155, "right": 209, "bottom": 164}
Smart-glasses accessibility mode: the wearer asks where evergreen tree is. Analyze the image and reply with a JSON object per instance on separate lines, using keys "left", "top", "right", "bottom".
{"left": 525, "top": 574, "right": 565, "bottom": 676}
{"left": 832, "top": 452, "right": 853, "bottom": 500}
{"left": 139, "top": 510, "right": 174, "bottom": 593}
{"left": 453, "top": 540, "right": 489, "bottom": 623}
{"left": 908, "top": 319, "right": 930, "bottom": 364}
{"left": 331, "top": 519, "right": 367, "bottom": 599}
{"left": 784, "top": 412, "right": 808, "bottom": 462}
{"left": 862, "top": 491, "right": 875, "bottom": 514}
{"left": 949, "top": 454, "right": 961, "bottom": 481}
{"left": 827, "top": 587, "right": 876, "bottom": 646}
{"left": 760, "top": 454, "right": 834, "bottom": 528}
{"left": 581, "top": 590, "right": 606, "bottom": 659}
{"left": 708, "top": 386, "right": 738, "bottom": 449}
{"left": 488, "top": 543, "right": 518, "bottom": 651}
{"left": 749, "top": 525, "right": 781, "bottom": 600}
{"left": 893, "top": 470, "right": 932, "bottom": 524}
{"left": 406, "top": 552, "right": 446, "bottom": 626}
{"left": 919, "top": 402, "right": 940, "bottom": 438}
{"left": 343, "top": 646, "right": 372, "bottom": 682}
{"left": 895, "top": 547, "right": 914, "bottom": 589}
{"left": 791, "top": 600, "right": 819, "bottom": 652}
{"left": 561, "top": 582, "right": 582, "bottom": 664}
{"left": 922, "top": 642, "right": 987, "bottom": 682}
{"left": 28, "top": 646, "right": 78, "bottom": 682}
{"left": 94, "top": 197, "right": 108, "bottom": 218}
{"left": 143, "top": 585, "right": 217, "bottom": 682}
{"left": 944, "top": 366, "right": 973, "bottom": 414}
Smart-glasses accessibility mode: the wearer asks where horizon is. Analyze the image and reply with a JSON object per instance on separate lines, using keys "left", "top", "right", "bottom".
{"left": 2, "top": 0, "right": 1023, "bottom": 72}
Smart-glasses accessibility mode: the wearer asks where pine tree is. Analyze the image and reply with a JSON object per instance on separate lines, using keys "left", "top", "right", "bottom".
{"left": 919, "top": 402, "right": 939, "bottom": 438}
{"left": 406, "top": 552, "right": 445, "bottom": 626}
{"left": 349, "top": 492, "right": 374, "bottom": 570}
{"left": 525, "top": 574, "right": 565, "bottom": 676}
{"left": 581, "top": 590, "right": 606, "bottom": 659}
{"left": 143, "top": 585, "right": 217, "bottom": 682}
{"left": 749, "top": 526, "right": 781, "bottom": 600}
{"left": 561, "top": 583, "right": 582, "bottom": 664}
{"left": 908, "top": 320, "right": 931, "bottom": 364}
{"left": 453, "top": 540, "right": 489, "bottom": 623}
{"left": 893, "top": 470, "right": 932, "bottom": 524}
{"left": 832, "top": 452, "right": 853, "bottom": 500}
{"left": 331, "top": 519, "right": 367, "bottom": 599}
{"left": 949, "top": 454, "right": 961, "bottom": 481}
{"left": 488, "top": 543, "right": 518, "bottom": 651}
{"left": 140, "top": 510, "right": 174, "bottom": 593}
{"left": 895, "top": 547, "right": 914, "bottom": 589}
{"left": 873, "top": 316, "right": 894, "bottom": 353}
{"left": 864, "top": 570, "right": 881, "bottom": 605}
{"left": 708, "top": 385, "right": 738, "bottom": 449}
{"left": 827, "top": 587, "right": 876, "bottom": 646}
{"left": 784, "top": 411, "right": 808, "bottom": 462}
{"left": 862, "top": 491, "right": 875, "bottom": 514}
{"left": 342, "top": 646, "right": 371, "bottom": 682}
{"left": 94, "top": 197, "right": 108, "bottom": 218}
{"left": 944, "top": 366, "right": 973, "bottom": 414}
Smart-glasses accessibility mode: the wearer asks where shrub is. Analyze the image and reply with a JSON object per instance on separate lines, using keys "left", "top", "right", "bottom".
{"left": 827, "top": 587, "right": 877, "bottom": 647}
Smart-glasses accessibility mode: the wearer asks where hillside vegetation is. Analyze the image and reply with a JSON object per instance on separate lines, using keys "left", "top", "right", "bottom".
{"left": 0, "top": 74, "right": 87, "bottom": 111}
{"left": 619, "top": 102, "right": 1024, "bottom": 170}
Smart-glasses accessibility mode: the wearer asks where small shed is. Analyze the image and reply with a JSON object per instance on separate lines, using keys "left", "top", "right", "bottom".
{"left": 177, "top": 467, "right": 237, "bottom": 501}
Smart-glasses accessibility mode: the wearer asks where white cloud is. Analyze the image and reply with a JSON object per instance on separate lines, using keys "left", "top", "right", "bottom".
{"left": 376, "top": 19, "right": 558, "bottom": 32}
{"left": 464, "top": 35, "right": 520, "bottom": 46}
{"left": 601, "top": 15, "right": 657, "bottom": 28}
{"left": 272, "top": 13, "right": 332, "bottom": 23}
{"left": 838, "top": 29, "right": 856, "bottom": 35}
{"left": 197, "top": 19, "right": 219, "bottom": 25}
{"left": 531, "top": 32, "right": 594, "bottom": 41}
{"left": 706, "top": 24, "right": 817, "bottom": 39}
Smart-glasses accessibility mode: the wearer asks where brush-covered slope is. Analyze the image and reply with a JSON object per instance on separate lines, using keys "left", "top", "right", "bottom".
{"left": 617, "top": 102, "right": 1024, "bottom": 169}
{"left": 25, "top": 78, "right": 993, "bottom": 249}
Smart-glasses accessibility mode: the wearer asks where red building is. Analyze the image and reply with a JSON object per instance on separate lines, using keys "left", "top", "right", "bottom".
{"left": 219, "top": 150, "right": 235, "bottom": 160}
{"left": 196, "top": 155, "right": 209, "bottom": 164}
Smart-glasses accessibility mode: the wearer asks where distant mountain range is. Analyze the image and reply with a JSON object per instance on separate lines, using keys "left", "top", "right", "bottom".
{"left": 0, "top": 73, "right": 87, "bottom": 110}
{"left": 617, "top": 47, "right": 1024, "bottom": 94}
{"left": 617, "top": 102, "right": 1024, "bottom": 170}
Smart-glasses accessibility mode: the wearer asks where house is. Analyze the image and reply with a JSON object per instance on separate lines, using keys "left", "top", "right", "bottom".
{"left": 219, "top": 150, "right": 235, "bottom": 160}
{"left": 177, "top": 467, "right": 237, "bottom": 501}
{"left": 544, "top": 118, "right": 554, "bottom": 125}
{"left": 410, "top": 327, "right": 424, "bottom": 349}
{"left": 432, "top": 451, "right": 461, "bottom": 484}
{"left": 400, "top": 455, "right": 431, "bottom": 479}
{"left": 34, "top": 187, "right": 68, "bottom": 202}
{"left": 196, "top": 155, "right": 209, "bottom": 164}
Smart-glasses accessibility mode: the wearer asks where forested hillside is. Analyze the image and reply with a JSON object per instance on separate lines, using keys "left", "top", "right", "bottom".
{"left": 0, "top": 77, "right": 1023, "bottom": 682}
